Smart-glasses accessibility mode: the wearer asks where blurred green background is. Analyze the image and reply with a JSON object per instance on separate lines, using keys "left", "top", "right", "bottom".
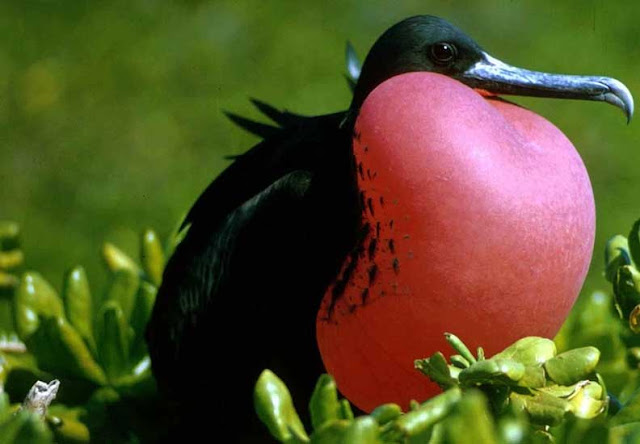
{"left": 1, "top": 0, "right": 639, "bottom": 296}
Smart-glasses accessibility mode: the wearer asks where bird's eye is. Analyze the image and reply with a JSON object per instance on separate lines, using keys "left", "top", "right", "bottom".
{"left": 429, "top": 42, "right": 457, "bottom": 65}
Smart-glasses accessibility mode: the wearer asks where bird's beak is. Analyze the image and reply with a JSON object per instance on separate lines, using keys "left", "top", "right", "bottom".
{"left": 457, "top": 52, "right": 634, "bottom": 123}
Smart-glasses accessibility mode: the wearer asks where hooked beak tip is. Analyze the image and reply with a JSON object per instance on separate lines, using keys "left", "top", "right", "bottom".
{"left": 460, "top": 52, "right": 634, "bottom": 124}
{"left": 598, "top": 78, "right": 634, "bottom": 124}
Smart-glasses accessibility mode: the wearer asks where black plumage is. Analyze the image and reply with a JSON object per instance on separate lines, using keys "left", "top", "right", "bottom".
{"left": 145, "top": 15, "right": 632, "bottom": 442}
{"left": 147, "top": 105, "right": 360, "bottom": 440}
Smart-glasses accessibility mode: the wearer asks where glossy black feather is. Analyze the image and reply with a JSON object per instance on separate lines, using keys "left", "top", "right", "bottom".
{"left": 149, "top": 170, "right": 313, "bottom": 375}
{"left": 345, "top": 41, "right": 362, "bottom": 92}
{"left": 249, "top": 98, "right": 303, "bottom": 127}
{"left": 178, "top": 110, "right": 347, "bottom": 232}
{"left": 223, "top": 110, "right": 281, "bottom": 139}
{"left": 147, "top": 108, "right": 360, "bottom": 442}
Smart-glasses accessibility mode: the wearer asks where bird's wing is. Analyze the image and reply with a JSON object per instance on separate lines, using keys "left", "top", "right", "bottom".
{"left": 147, "top": 169, "right": 312, "bottom": 375}
{"left": 146, "top": 106, "right": 348, "bottom": 397}
{"left": 179, "top": 104, "right": 342, "bottom": 232}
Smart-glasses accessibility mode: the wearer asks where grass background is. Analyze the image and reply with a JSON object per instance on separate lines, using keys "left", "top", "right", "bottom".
{"left": 1, "top": 0, "right": 639, "bottom": 298}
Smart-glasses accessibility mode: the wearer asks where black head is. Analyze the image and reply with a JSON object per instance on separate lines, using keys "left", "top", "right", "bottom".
{"left": 351, "top": 16, "right": 484, "bottom": 109}
{"left": 350, "top": 15, "right": 633, "bottom": 122}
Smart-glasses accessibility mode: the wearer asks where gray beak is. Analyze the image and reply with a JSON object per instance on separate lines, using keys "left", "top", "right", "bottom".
{"left": 457, "top": 52, "right": 634, "bottom": 123}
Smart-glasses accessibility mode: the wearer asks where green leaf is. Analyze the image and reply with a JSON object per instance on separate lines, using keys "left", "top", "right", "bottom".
{"left": 605, "top": 234, "right": 631, "bottom": 283}
{"left": 97, "top": 301, "right": 130, "bottom": 382}
{"left": 105, "top": 269, "right": 139, "bottom": 325}
{"left": 610, "top": 422, "right": 640, "bottom": 443}
{"left": 47, "top": 404, "right": 90, "bottom": 443}
{"left": 492, "top": 337, "right": 556, "bottom": 366}
{"left": 566, "top": 381, "right": 606, "bottom": 419}
{"left": 27, "top": 316, "right": 107, "bottom": 385}
{"left": 312, "top": 417, "right": 379, "bottom": 444}
{"left": 444, "top": 333, "right": 476, "bottom": 364}
{"left": 110, "top": 357, "right": 155, "bottom": 398}
{"left": 87, "top": 386, "right": 120, "bottom": 408}
{"left": 0, "top": 221, "right": 20, "bottom": 251}
{"left": 566, "top": 291, "right": 620, "bottom": 347}
{"left": 0, "top": 392, "right": 12, "bottom": 422}
{"left": 458, "top": 359, "right": 525, "bottom": 385}
{"left": 495, "top": 404, "right": 529, "bottom": 444}
{"left": 614, "top": 265, "right": 640, "bottom": 320}
{"left": 0, "top": 270, "right": 19, "bottom": 289}
{"left": 165, "top": 217, "right": 188, "bottom": 259}
{"left": 516, "top": 365, "right": 546, "bottom": 388}
{"left": 0, "top": 349, "right": 43, "bottom": 386}
{"left": 311, "top": 420, "right": 349, "bottom": 444}
{"left": 414, "top": 352, "right": 457, "bottom": 390}
{"left": 132, "top": 281, "right": 156, "bottom": 334}
{"left": 537, "top": 384, "right": 580, "bottom": 398}
{"left": 628, "top": 219, "right": 640, "bottom": 266}
{"left": 254, "top": 370, "right": 308, "bottom": 443}
{"left": 382, "top": 388, "right": 461, "bottom": 441}
{"left": 449, "top": 354, "right": 470, "bottom": 369}
{"left": 102, "top": 243, "right": 140, "bottom": 275}
{"left": 612, "top": 387, "right": 640, "bottom": 426}
{"left": 509, "top": 390, "right": 569, "bottom": 426}
{"left": 62, "top": 266, "right": 96, "bottom": 355}
{"left": 140, "top": 229, "right": 165, "bottom": 286}
{"left": 0, "top": 409, "right": 54, "bottom": 444}
{"left": 441, "top": 390, "right": 497, "bottom": 444}
{"left": 0, "top": 249, "right": 24, "bottom": 270}
{"left": 544, "top": 347, "right": 600, "bottom": 386}
{"left": 339, "top": 399, "right": 354, "bottom": 421}
{"left": 0, "top": 352, "right": 9, "bottom": 387}
{"left": 83, "top": 387, "right": 122, "bottom": 438}
{"left": 342, "top": 417, "right": 379, "bottom": 443}
{"left": 630, "top": 305, "right": 640, "bottom": 333}
{"left": 14, "top": 272, "right": 65, "bottom": 340}
{"left": 309, "top": 374, "right": 340, "bottom": 431}
{"left": 369, "top": 403, "right": 402, "bottom": 425}
{"left": 531, "top": 429, "right": 555, "bottom": 443}
{"left": 128, "top": 281, "right": 156, "bottom": 363}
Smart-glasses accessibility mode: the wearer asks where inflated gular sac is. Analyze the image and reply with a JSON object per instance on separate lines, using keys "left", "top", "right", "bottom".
{"left": 317, "top": 73, "right": 595, "bottom": 412}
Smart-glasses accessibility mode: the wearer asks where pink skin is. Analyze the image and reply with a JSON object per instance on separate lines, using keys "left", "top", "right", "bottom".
{"left": 316, "top": 72, "right": 595, "bottom": 413}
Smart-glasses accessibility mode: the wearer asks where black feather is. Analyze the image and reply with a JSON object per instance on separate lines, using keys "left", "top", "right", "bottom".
{"left": 223, "top": 110, "right": 281, "bottom": 139}
{"left": 250, "top": 98, "right": 304, "bottom": 127}
{"left": 147, "top": 107, "right": 360, "bottom": 442}
{"left": 345, "top": 40, "right": 361, "bottom": 92}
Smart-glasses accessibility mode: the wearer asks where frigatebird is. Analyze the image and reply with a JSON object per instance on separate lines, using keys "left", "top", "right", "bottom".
{"left": 145, "top": 15, "right": 632, "bottom": 441}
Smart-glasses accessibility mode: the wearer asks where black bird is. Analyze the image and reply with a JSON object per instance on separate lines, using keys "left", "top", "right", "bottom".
{"left": 145, "top": 15, "right": 632, "bottom": 442}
